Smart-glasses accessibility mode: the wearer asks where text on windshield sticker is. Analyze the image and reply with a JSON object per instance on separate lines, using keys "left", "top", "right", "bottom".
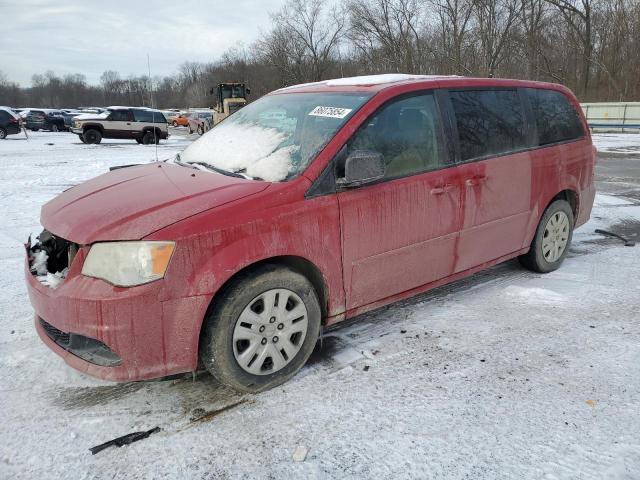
{"left": 309, "top": 106, "right": 353, "bottom": 119}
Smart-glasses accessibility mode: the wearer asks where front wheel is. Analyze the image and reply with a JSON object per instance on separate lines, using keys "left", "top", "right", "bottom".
{"left": 519, "top": 199, "right": 574, "bottom": 273}
{"left": 51, "top": 124, "right": 59, "bottom": 132}
{"left": 0, "top": 128, "right": 6, "bottom": 139}
{"left": 83, "top": 129, "right": 102, "bottom": 144}
{"left": 200, "top": 265, "right": 321, "bottom": 393}
{"left": 172, "top": 120, "right": 178, "bottom": 127}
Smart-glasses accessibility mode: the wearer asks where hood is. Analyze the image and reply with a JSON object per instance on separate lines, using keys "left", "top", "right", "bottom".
{"left": 41, "top": 163, "right": 269, "bottom": 244}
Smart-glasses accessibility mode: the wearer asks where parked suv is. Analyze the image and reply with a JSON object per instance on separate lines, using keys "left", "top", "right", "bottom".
{"left": 0, "top": 107, "right": 22, "bottom": 139}
{"left": 24, "top": 109, "right": 66, "bottom": 132}
{"left": 26, "top": 75, "right": 595, "bottom": 392}
{"left": 71, "top": 107, "right": 168, "bottom": 144}
{"left": 188, "top": 111, "right": 214, "bottom": 134}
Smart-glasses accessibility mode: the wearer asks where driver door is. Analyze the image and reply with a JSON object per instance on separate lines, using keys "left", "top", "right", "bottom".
{"left": 337, "top": 92, "right": 464, "bottom": 310}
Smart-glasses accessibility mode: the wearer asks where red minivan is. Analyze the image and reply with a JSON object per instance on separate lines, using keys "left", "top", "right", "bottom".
{"left": 26, "top": 75, "right": 596, "bottom": 392}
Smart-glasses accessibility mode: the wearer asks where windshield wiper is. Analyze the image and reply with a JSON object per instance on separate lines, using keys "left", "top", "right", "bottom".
{"left": 187, "top": 161, "right": 246, "bottom": 178}
{"left": 173, "top": 154, "right": 246, "bottom": 179}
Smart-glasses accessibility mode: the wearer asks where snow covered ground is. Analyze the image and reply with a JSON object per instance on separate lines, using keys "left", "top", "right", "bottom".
{"left": 592, "top": 133, "right": 640, "bottom": 156}
{"left": 1, "top": 131, "right": 640, "bottom": 479}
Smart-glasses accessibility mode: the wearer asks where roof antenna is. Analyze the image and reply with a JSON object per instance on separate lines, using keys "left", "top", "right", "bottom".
{"left": 147, "top": 53, "right": 159, "bottom": 162}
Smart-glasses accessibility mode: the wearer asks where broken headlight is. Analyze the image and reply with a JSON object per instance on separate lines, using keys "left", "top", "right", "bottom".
{"left": 81, "top": 241, "right": 175, "bottom": 287}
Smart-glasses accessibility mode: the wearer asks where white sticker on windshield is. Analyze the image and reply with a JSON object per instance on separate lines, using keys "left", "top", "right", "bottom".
{"left": 309, "top": 106, "right": 353, "bottom": 119}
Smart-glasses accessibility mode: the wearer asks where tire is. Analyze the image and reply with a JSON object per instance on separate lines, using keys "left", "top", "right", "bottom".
{"left": 200, "top": 264, "right": 322, "bottom": 393}
{"left": 0, "top": 128, "right": 6, "bottom": 140}
{"left": 142, "top": 131, "right": 159, "bottom": 145}
{"left": 135, "top": 138, "right": 143, "bottom": 144}
{"left": 78, "top": 135, "right": 86, "bottom": 143}
{"left": 51, "top": 124, "right": 59, "bottom": 132}
{"left": 519, "top": 199, "right": 574, "bottom": 273}
{"left": 197, "top": 124, "right": 204, "bottom": 135}
{"left": 172, "top": 120, "right": 178, "bottom": 127}
{"left": 83, "top": 129, "right": 102, "bottom": 144}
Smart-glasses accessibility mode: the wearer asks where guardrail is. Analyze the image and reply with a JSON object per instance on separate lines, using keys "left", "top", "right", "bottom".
{"left": 581, "top": 102, "right": 640, "bottom": 132}
{"left": 588, "top": 123, "right": 640, "bottom": 131}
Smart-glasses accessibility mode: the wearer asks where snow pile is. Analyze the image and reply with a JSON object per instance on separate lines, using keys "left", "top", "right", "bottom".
{"left": 73, "top": 112, "right": 109, "bottom": 121}
{"left": 179, "top": 121, "right": 294, "bottom": 182}
{"left": 37, "top": 268, "right": 69, "bottom": 289}
{"left": 29, "top": 250, "right": 48, "bottom": 276}
{"left": 324, "top": 74, "right": 458, "bottom": 86}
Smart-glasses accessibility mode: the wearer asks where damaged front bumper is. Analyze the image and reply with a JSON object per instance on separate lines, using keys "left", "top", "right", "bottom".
{"left": 25, "top": 231, "right": 210, "bottom": 382}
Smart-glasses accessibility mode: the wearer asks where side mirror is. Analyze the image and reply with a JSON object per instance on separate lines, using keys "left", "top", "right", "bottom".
{"left": 246, "top": 88, "right": 251, "bottom": 95}
{"left": 337, "top": 150, "right": 385, "bottom": 188}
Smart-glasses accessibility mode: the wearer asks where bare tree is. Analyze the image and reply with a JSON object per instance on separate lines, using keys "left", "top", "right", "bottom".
{"left": 432, "top": 0, "right": 475, "bottom": 75}
{"left": 543, "top": 0, "right": 595, "bottom": 94}
{"left": 347, "top": 0, "right": 430, "bottom": 73}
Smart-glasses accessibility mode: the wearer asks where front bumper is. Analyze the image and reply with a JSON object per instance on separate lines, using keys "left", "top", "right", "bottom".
{"left": 71, "top": 127, "right": 83, "bottom": 135}
{"left": 26, "top": 251, "right": 210, "bottom": 382}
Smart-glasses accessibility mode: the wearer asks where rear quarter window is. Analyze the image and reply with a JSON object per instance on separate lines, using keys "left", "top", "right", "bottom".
{"left": 449, "top": 89, "right": 528, "bottom": 161}
{"left": 525, "top": 88, "right": 584, "bottom": 145}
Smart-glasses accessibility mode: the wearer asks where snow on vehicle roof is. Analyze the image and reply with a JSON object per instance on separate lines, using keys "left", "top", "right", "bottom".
{"left": 0, "top": 106, "right": 20, "bottom": 119}
{"left": 277, "top": 74, "right": 461, "bottom": 91}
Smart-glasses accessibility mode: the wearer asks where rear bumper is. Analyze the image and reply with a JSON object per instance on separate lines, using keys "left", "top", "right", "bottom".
{"left": 26, "top": 256, "right": 210, "bottom": 382}
{"left": 4, "top": 124, "right": 21, "bottom": 135}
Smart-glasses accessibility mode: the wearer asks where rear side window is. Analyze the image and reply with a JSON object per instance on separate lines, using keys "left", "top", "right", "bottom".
{"left": 525, "top": 89, "right": 584, "bottom": 145}
{"left": 0, "top": 111, "right": 9, "bottom": 121}
{"left": 109, "top": 110, "right": 131, "bottom": 121}
{"left": 133, "top": 110, "right": 166, "bottom": 123}
{"left": 450, "top": 89, "right": 527, "bottom": 161}
{"left": 348, "top": 92, "right": 445, "bottom": 179}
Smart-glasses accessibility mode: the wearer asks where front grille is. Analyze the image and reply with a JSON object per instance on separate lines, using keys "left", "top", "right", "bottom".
{"left": 39, "top": 317, "right": 122, "bottom": 367}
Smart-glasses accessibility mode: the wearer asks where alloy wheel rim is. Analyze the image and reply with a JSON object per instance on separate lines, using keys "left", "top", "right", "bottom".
{"left": 232, "top": 288, "right": 308, "bottom": 376}
{"left": 542, "top": 211, "right": 570, "bottom": 262}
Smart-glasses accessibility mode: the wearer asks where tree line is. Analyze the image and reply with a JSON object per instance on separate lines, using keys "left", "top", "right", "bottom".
{"left": 1, "top": 0, "right": 639, "bottom": 109}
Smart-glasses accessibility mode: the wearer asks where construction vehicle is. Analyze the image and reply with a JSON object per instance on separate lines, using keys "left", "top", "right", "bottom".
{"left": 210, "top": 83, "right": 250, "bottom": 125}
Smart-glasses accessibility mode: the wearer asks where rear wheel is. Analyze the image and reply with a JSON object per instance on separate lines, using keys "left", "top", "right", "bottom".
{"left": 519, "top": 199, "right": 574, "bottom": 273}
{"left": 200, "top": 265, "right": 321, "bottom": 393}
{"left": 51, "top": 124, "right": 59, "bottom": 132}
{"left": 142, "top": 131, "right": 159, "bottom": 145}
{"left": 0, "top": 128, "right": 6, "bottom": 139}
{"left": 83, "top": 129, "right": 102, "bottom": 144}
{"left": 197, "top": 124, "right": 204, "bottom": 135}
{"left": 135, "top": 137, "right": 143, "bottom": 144}
{"left": 172, "top": 120, "right": 178, "bottom": 127}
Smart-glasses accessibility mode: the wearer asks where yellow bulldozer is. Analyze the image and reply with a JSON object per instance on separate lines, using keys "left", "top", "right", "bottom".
{"left": 210, "top": 83, "right": 250, "bottom": 125}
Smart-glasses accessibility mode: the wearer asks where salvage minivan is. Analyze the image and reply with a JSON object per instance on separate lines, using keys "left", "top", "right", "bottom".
{"left": 26, "top": 74, "right": 596, "bottom": 392}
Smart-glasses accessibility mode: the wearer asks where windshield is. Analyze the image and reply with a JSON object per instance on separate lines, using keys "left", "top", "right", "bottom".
{"left": 178, "top": 92, "right": 372, "bottom": 182}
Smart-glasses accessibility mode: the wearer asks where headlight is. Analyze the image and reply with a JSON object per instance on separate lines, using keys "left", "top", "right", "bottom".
{"left": 82, "top": 241, "right": 175, "bottom": 287}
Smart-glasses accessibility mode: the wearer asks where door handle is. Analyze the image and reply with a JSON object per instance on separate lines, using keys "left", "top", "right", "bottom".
{"left": 430, "top": 184, "right": 456, "bottom": 195}
{"left": 465, "top": 176, "right": 487, "bottom": 187}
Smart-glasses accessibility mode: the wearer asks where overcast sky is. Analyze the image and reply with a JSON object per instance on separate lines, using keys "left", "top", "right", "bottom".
{"left": 1, "top": 0, "right": 285, "bottom": 87}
